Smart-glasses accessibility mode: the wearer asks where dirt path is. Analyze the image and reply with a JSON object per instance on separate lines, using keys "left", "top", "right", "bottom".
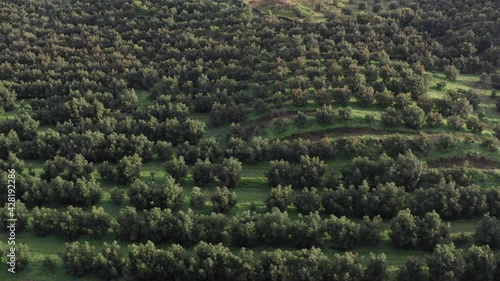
{"left": 253, "top": 110, "right": 300, "bottom": 128}
{"left": 287, "top": 127, "right": 398, "bottom": 140}
{"left": 429, "top": 155, "right": 500, "bottom": 170}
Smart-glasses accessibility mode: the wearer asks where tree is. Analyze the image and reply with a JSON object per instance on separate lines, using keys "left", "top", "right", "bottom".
{"left": 356, "top": 85, "right": 375, "bottom": 107}
{"left": 116, "top": 154, "right": 142, "bottom": 185}
{"left": 338, "top": 106, "right": 353, "bottom": 120}
{"left": 475, "top": 214, "right": 500, "bottom": 249}
{"left": 382, "top": 107, "right": 403, "bottom": 127}
{"left": 189, "top": 242, "right": 238, "bottom": 281}
{"left": 58, "top": 206, "right": 89, "bottom": 241}
{"left": 332, "top": 87, "right": 351, "bottom": 106}
{"left": 165, "top": 156, "right": 188, "bottom": 184}
{"left": 325, "top": 251, "right": 364, "bottom": 281}
{"left": 359, "top": 215, "right": 383, "bottom": 246}
{"left": 193, "top": 158, "right": 215, "bottom": 187}
{"left": 88, "top": 206, "right": 111, "bottom": 239}
{"left": 397, "top": 256, "right": 428, "bottom": 281}
{"left": 265, "top": 185, "right": 294, "bottom": 211}
{"left": 266, "top": 160, "right": 296, "bottom": 187}
{"left": 292, "top": 88, "right": 309, "bottom": 106}
{"left": 257, "top": 208, "right": 290, "bottom": 246}
{"left": 95, "top": 241, "right": 124, "bottom": 281}
{"left": 211, "top": 187, "right": 237, "bottom": 213}
{"left": 427, "top": 243, "right": 464, "bottom": 281}
{"left": 170, "top": 209, "right": 196, "bottom": 246}
{"left": 61, "top": 242, "right": 96, "bottom": 277}
{"left": 368, "top": 182, "right": 405, "bottom": 218}
{"left": 153, "top": 141, "right": 173, "bottom": 161}
{"left": 218, "top": 157, "right": 242, "bottom": 189}
{"left": 363, "top": 253, "right": 390, "bottom": 281}
{"left": 1, "top": 200, "right": 29, "bottom": 233}
{"left": 292, "top": 212, "right": 322, "bottom": 248}
{"left": 253, "top": 98, "right": 269, "bottom": 114}
{"left": 115, "top": 207, "right": 142, "bottom": 241}
{"left": 402, "top": 105, "right": 426, "bottom": 129}
{"left": 47, "top": 177, "right": 101, "bottom": 206}
{"left": 376, "top": 90, "right": 395, "bottom": 107}
{"left": 444, "top": 65, "right": 460, "bottom": 81}
{"left": 390, "top": 209, "right": 418, "bottom": 249}
{"left": 486, "top": 189, "right": 500, "bottom": 217}
{"left": 125, "top": 241, "right": 160, "bottom": 281}
{"left": 0, "top": 84, "right": 16, "bottom": 112}
{"left": 110, "top": 187, "right": 125, "bottom": 205}
{"left": 322, "top": 185, "right": 354, "bottom": 216}
{"left": 196, "top": 213, "right": 228, "bottom": 244}
{"left": 297, "top": 155, "right": 325, "bottom": 188}
{"left": 321, "top": 215, "right": 359, "bottom": 250}
{"left": 388, "top": 151, "right": 427, "bottom": 191}
{"left": 198, "top": 137, "right": 221, "bottom": 162}
{"left": 294, "top": 187, "right": 321, "bottom": 215}
{"left": 393, "top": 93, "right": 412, "bottom": 110}
{"left": 157, "top": 175, "right": 184, "bottom": 211}
{"left": 416, "top": 211, "right": 450, "bottom": 251}
{"left": 315, "top": 105, "right": 337, "bottom": 124}
{"left": 413, "top": 180, "right": 462, "bottom": 219}
{"left": 463, "top": 245, "right": 496, "bottom": 281}
{"left": 230, "top": 211, "right": 260, "bottom": 247}
{"left": 190, "top": 187, "right": 207, "bottom": 210}
{"left": 466, "top": 116, "right": 485, "bottom": 133}
{"left": 427, "top": 112, "right": 443, "bottom": 128}
{"left": 447, "top": 115, "right": 464, "bottom": 131}
{"left": 314, "top": 87, "right": 333, "bottom": 105}
{"left": 42, "top": 154, "right": 94, "bottom": 182}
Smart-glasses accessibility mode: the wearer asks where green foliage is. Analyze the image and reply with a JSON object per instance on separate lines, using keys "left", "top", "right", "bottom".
{"left": 466, "top": 116, "right": 485, "bottom": 133}
{"left": 475, "top": 214, "right": 500, "bottom": 249}
{"left": 416, "top": 211, "right": 450, "bottom": 251}
{"left": 427, "top": 243, "right": 464, "bottom": 281}
{"left": 463, "top": 245, "right": 496, "bottom": 281}
{"left": 110, "top": 187, "right": 125, "bottom": 205}
{"left": 0, "top": 84, "right": 16, "bottom": 112}
{"left": 0, "top": 200, "right": 28, "bottom": 233}
{"left": 292, "top": 212, "right": 322, "bottom": 248}
{"left": 190, "top": 187, "right": 207, "bottom": 210}
{"left": 61, "top": 242, "right": 96, "bottom": 277}
{"left": 231, "top": 211, "right": 260, "bottom": 247}
{"left": 397, "top": 256, "right": 428, "bottom": 281}
{"left": 265, "top": 185, "right": 294, "bottom": 211}
{"left": 211, "top": 186, "right": 237, "bottom": 214}
{"left": 321, "top": 215, "right": 359, "bottom": 250}
{"left": 95, "top": 241, "right": 124, "bottom": 281}
{"left": 294, "top": 187, "right": 321, "bottom": 215}
{"left": 165, "top": 156, "right": 188, "bottom": 184}
{"left": 257, "top": 208, "right": 290, "bottom": 245}
{"left": 444, "top": 65, "right": 460, "bottom": 81}
{"left": 390, "top": 209, "right": 418, "bottom": 249}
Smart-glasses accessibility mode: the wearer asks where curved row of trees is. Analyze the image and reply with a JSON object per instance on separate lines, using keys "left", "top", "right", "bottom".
{"left": 59, "top": 240, "right": 500, "bottom": 281}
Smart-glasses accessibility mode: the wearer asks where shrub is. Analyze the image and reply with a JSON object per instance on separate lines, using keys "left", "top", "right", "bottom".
{"left": 447, "top": 115, "right": 464, "bottom": 131}
{"left": 444, "top": 65, "right": 460, "bottom": 81}
{"left": 426, "top": 112, "right": 443, "bottom": 128}
{"left": 466, "top": 116, "right": 485, "bottom": 133}
{"left": 338, "top": 106, "right": 353, "bottom": 121}
{"left": 190, "top": 187, "right": 207, "bottom": 210}
{"left": 110, "top": 187, "right": 125, "bottom": 205}
{"left": 211, "top": 187, "right": 237, "bottom": 213}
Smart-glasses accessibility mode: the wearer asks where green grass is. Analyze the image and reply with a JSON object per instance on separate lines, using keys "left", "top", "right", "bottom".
{"left": 2, "top": 68, "right": 500, "bottom": 280}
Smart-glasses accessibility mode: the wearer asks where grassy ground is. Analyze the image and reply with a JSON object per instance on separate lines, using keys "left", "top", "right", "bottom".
{"left": 1, "top": 69, "right": 499, "bottom": 280}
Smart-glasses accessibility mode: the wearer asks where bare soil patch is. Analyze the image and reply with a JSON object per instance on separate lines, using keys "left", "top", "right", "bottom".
{"left": 429, "top": 155, "right": 500, "bottom": 170}
{"left": 288, "top": 127, "right": 382, "bottom": 140}
{"left": 253, "top": 111, "right": 300, "bottom": 128}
